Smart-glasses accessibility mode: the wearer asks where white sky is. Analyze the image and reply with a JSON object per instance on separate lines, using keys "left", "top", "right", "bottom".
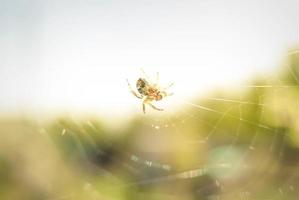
{"left": 0, "top": 0, "right": 299, "bottom": 115}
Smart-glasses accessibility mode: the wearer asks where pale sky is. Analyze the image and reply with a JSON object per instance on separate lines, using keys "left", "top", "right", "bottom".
{"left": 1, "top": 0, "right": 299, "bottom": 115}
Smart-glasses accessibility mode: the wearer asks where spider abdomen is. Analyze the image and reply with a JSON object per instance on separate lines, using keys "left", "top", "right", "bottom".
{"left": 136, "top": 78, "right": 149, "bottom": 95}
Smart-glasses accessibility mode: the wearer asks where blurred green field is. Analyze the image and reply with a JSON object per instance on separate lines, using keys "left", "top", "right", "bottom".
{"left": 1, "top": 52, "right": 299, "bottom": 200}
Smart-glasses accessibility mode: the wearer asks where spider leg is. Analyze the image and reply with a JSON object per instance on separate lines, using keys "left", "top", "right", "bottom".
{"left": 148, "top": 103, "right": 164, "bottom": 111}
{"left": 142, "top": 103, "right": 146, "bottom": 114}
{"left": 163, "top": 82, "right": 174, "bottom": 90}
{"left": 160, "top": 91, "right": 174, "bottom": 97}
{"left": 126, "top": 79, "right": 142, "bottom": 99}
{"left": 140, "top": 68, "right": 150, "bottom": 80}
{"left": 142, "top": 97, "right": 151, "bottom": 114}
{"left": 151, "top": 72, "right": 160, "bottom": 88}
{"left": 156, "top": 72, "right": 159, "bottom": 84}
{"left": 143, "top": 98, "right": 163, "bottom": 113}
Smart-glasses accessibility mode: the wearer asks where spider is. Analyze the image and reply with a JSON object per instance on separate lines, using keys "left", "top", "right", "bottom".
{"left": 127, "top": 69, "right": 173, "bottom": 113}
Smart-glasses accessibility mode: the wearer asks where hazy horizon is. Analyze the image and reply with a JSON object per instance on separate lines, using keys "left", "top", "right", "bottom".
{"left": 1, "top": 0, "right": 299, "bottom": 115}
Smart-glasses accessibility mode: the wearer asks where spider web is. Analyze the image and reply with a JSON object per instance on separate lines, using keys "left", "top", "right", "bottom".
{"left": 49, "top": 52, "right": 299, "bottom": 200}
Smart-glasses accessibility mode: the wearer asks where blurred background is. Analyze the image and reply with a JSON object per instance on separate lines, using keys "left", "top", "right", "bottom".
{"left": 1, "top": 0, "right": 299, "bottom": 199}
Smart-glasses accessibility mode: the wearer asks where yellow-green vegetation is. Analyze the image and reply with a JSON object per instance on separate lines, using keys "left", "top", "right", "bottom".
{"left": 1, "top": 52, "right": 299, "bottom": 200}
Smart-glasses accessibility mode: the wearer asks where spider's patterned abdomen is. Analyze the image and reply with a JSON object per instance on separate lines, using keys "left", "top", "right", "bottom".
{"left": 136, "top": 78, "right": 149, "bottom": 95}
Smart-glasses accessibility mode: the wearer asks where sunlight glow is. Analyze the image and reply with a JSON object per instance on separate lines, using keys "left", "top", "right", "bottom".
{"left": 1, "top": 0, "right": 299, "bottom": 116}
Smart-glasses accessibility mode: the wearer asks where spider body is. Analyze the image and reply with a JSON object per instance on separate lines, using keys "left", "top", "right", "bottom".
{"left": 136, "top": 78, "right": 164, "bottom": 100}
{"left": 127, "top": 71, "right": 173, "bottom": 113}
